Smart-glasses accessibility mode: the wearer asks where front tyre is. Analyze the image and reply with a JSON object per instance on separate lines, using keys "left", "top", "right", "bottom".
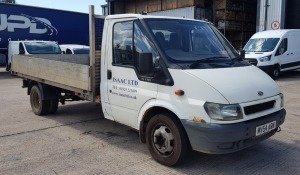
{"left": 146, "top": 113, "right": 189, "bottom": 166}
{"left": 30, "top": 85, "right": 49, "bottom": 115}
{"left": 271, "top": 66, "right": 280, "bottom": 80}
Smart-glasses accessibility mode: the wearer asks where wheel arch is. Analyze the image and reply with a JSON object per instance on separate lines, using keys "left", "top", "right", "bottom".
{"left": 138, "top": 100, "right": 189, "bottom": 144}
{"left": 27, "top": 80, "right": 38, "bottom": 95}
{"left": 27, "top": 81, "right": 61, "bottom": 100}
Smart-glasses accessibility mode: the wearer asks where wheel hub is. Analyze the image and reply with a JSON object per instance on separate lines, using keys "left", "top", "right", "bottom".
{"left": 153, "top": 125, "right": 174, "bottom": 154}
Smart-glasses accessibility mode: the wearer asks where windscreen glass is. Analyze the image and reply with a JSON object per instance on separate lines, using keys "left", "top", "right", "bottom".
{"left": 244, "top": 38, "right": 280, "bottom": 52}
{"left": 24, "top": 42, "right": 61, "bottom": 54}
{"left": 73, "top": 48, "right": 89, "bottom": 54}
{"left": 144, "top": 19, "right": 246, "bottom": 69}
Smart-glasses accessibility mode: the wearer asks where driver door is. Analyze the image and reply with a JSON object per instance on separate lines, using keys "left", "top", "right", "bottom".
{"left": 106, "top": 19, "right": 158, "bottom": 129}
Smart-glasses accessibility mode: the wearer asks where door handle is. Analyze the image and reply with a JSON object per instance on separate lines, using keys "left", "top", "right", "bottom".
{"left": 107, "top": 70, "right": 112, "bottom": 80}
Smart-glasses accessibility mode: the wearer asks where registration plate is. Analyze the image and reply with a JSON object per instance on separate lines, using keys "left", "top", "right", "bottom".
{"left": 255, "top": 121, "right": 276, "bottom": 136}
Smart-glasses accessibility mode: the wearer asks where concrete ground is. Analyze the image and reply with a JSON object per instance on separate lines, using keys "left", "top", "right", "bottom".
{"left": 0, "top": 67, "right": 299, "bottom": 175}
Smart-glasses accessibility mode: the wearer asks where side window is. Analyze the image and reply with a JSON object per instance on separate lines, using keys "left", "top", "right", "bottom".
{"left": 134, "top": 22, "right": 158, "bottom": 62}
{"left": 276, "top": 38, "right": 288, "bottom": 56}
{"left": 66, "top": 49, "right": 72, "bottom": 54}
{"left": 134, "top": 21, "right": 159, "bottom": 76}
{"left": 113, "top": 21, "right": 133, "bottom": 65}
{"left": 19, "top": 43, "right": 25, "bottom": 54}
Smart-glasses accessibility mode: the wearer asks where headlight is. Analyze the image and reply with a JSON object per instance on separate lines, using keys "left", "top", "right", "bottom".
{"left": 259, "top": 55, "right": 271, "bottom": 62}
{"left": 204, "top": 102, "right": 243, "bottom": 121}
{"left": 279, "top": 93, "right": 284, "bottom": 108}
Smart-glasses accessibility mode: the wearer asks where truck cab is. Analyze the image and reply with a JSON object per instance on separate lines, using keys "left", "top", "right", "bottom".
{"left": 100, "top": 14, "right": 285, "bottom": 165}
{"left": 7, "top": 40, "right": 61, "bottom": 71}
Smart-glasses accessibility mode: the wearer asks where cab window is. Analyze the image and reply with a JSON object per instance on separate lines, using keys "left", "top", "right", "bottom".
{"left": 113, "top": 20, "right": 159, "bottom": 77}
{"left": 113, "top": 21, "right": 133, "bottom": 66}
{"left": 276, "top": 38, "right": 288, "bottom": 56}
{"left": 66, "top": 49, "right": 73, "bottom": 54}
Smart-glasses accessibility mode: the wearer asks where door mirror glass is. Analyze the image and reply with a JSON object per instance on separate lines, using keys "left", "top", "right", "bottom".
{"left": 136, "top": 52, "right": 154, "bottom": 76}
{"left": 240, "top": 50, "right": 245, "bottom": 60}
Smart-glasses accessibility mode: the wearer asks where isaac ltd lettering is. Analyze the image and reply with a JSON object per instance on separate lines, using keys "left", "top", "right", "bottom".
{"left": 112, "top": 77, "right": 138, "bottom": 86}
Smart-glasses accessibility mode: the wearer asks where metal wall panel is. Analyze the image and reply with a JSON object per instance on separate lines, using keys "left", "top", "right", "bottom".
{"left": 149, "top": 7, "right": 195, "bottom": 19}
{"left": 257, "top": 0, "right": 286, "bottom": 31}
{"left": 286, "top": 0, "right": 300, "bottom": 29}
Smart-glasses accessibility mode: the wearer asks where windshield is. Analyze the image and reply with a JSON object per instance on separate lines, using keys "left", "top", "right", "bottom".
{"left": 145, "top": 19, "right": 240, "bottom": 67}
{"left": 24, "top": 42, "right": 61, "bottom": 54}
{"left": 73, "top": 48, "right": 89, "bottom": 54}
{"left": 244, "top": 38, "right": 280, "bottom": 52}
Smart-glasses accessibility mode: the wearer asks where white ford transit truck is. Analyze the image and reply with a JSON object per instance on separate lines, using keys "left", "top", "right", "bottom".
{"left": 244, "top": 29, "right": 300, "bottom": 79}
{"left": 11, "top": 6, "right": 286, "bottom": 166}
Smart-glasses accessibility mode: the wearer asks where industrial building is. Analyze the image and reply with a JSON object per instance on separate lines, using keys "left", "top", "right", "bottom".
{"left": 102, "top": 0, "right": 299, "bottom": 49}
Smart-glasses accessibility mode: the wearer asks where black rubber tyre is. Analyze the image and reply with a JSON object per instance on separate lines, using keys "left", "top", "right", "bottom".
{"left": 271, "top": 66, "right": 280, "bottom": 80}
{"left": 6, "top": 62, "right": 10, "bottom": 71}
{"left": 146, "top": 113, "right": 189, "bottom": 166}
{"left": 48, "top": 99, "right": 59, "bottom": 114}
{"left": 30, "top": 86, "right": 49, "bottom": 115}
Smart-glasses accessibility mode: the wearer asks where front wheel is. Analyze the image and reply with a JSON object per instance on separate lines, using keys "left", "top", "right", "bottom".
{"left": 146, "top": 113, "right": 189, "bottom": 166}
{"left": 271, "top": 66, "right": 280, "bottom": 80}
{"left": 30, "top": 85, "right": 49, "bottom": 115}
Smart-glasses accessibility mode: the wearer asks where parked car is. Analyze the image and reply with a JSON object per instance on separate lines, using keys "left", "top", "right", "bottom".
{"left": 7, "top": 40, "right": 61, "bottom": 71}
{"left": 60, "top": 44, "right": 90, "bottom": 54}
{"left": 244, "top": 29, "right": 300, "bottom": 79}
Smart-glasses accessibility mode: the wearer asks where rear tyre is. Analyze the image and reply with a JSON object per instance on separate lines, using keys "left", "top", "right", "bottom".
{"left": 146, "top": 113, "right": 189, "bottom": 166}
{"left": 48, "top": 99, "right": 59, "bottom": 114}
{"left": 30, "top": 85, "right": 49, "bottom": 115}
{"left": 271, "top": 66, "right": 280, "bottom": 80}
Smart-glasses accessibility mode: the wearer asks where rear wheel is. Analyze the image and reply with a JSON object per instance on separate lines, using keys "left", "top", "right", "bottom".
{"left": 146, "top": 113, "right": 189, "bottom": 166}
{"left": 30, "top": 86, "right": 49, "bottom": 115}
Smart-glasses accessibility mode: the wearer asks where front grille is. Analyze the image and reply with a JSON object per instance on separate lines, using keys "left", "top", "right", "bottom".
{"left": 244, "top": 100, "right": 275, "bottom": 115}
{"left": 245, "top": 58, "right": 258, "bottom": 66}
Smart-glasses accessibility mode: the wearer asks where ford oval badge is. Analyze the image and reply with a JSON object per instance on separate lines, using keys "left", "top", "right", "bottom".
{"left": 258, "top": 91, "right": 264, "bottom": 96}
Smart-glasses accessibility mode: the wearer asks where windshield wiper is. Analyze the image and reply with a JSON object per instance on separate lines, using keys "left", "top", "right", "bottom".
{"left": 189, "top": 56, "right": 229, "bottom": 68}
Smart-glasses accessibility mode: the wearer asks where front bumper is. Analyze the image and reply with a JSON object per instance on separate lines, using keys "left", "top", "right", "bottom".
{"left": 182, "top": 109, "right": 286, "bottom": 154}
{"left": 258, "top": 65, "right": 275, "bottom": 75}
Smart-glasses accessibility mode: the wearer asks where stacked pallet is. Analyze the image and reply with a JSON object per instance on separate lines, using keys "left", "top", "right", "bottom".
{"left": 125, "top": 0, "right": 205, "bottom": 13}
{"left": 214, "top": 0, "right": 257, "bottom": 49}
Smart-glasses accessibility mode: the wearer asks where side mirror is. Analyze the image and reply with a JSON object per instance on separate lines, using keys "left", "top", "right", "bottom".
{"left": 136, "top": 52, "right": 154, "bottom": 76}
{"left": 240, "top": 50, "right": 245, "bottom": 60}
